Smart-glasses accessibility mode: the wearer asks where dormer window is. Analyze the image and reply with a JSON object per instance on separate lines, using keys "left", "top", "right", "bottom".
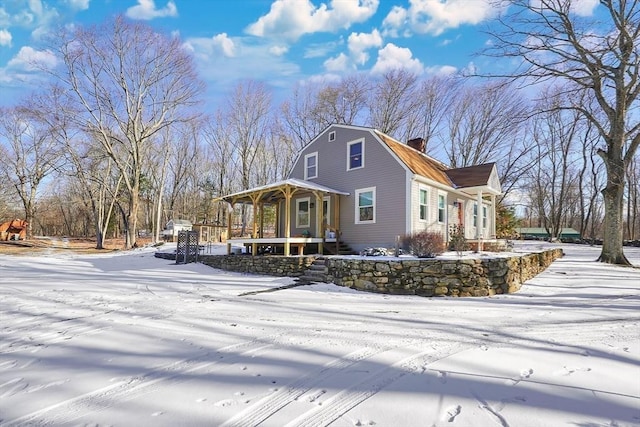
{"left": 304, "top": 152, "right": 318, "bottom": 180}
{"left": 347, "top": 139, "right": 364, "bottom": 170}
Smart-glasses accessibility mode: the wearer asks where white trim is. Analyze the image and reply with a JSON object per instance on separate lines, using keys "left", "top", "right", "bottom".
{"left": 437, "top": 192, "right": 447, "bottom": 224}
{"left": 296, "top": 197, "right": 311, "bottom": 228}
{"left": 347, "top": 138, "right": 365, "bottom": 171}
{"left": 328, "top": 131, "right": 336, "bottom": 142}
{"left": 355, "top": 186, "right": 376, "bottom": 224}
{"left": 473, "top": 202, "right": 478, "bottom": 228}
{"left": 418, "top": 185, "right": 429, "bottom": 222}
{"left": 482, "top": 204, "right": 488, "bottom": 229}
{"left": 304, "top": 151, "right": 318, "bottom": 180}
{"left": 322, "top": 195, "right": 331, "bottom": 226}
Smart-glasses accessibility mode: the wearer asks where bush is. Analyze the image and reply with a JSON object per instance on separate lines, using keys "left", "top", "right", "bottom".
{"left": 402, "top": 231, "right": 445, "bottom": 258}
{"left": 448, "top": 224, "right": 470, "bottom": 255}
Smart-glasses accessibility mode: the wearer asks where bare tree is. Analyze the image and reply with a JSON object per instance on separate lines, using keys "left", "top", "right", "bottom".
{"left": 47, "top": 16, "right": 204, "bottom": 248}
{"left": 443, "top": 80, "right": 531, "bottom": 198}
{"left": 486, "top": 0, "right": 640, "bottom": 264}
{"left": 526, "top": 89, "right": 584, "bottom": 240}
{"left": 281, "top": 75, "right": 369, "bottom": 148}
{"left": 401, "top": 75, "right": 455, "bottom": 149}
{"left": 367, "top": 69, "right": 419, "bottom": 136}
{"left": 0, "top": 101, "right": 63, "bottom": 239}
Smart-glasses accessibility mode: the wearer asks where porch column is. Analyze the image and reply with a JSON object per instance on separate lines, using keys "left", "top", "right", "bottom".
{"left": 251, "top": 196, "right": 258, "bottom": 255}
{"left": 491, "top": 194, "right": 497, "bottom": 238}
{"left": 314, "top": 191, "right": 323, "bottom": 255}
{"left": 226, "top": 202, "right": 233, "bottom": 255}
{"left": 476, "top": 191, "right": 483, "bottom": 252}
{"left": 284, "top": 187, "right": 292, "bottom": 256}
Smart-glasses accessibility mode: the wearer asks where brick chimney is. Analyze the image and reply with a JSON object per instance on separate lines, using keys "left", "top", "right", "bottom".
{"left": 407, "top": 137, "right": 426, "bottom": 153}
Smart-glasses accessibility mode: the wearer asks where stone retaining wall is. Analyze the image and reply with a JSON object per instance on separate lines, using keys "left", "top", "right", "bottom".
{"left": 325, "top": 249, "right": 563, "bottom": 296}
{"left": 199, "top": 254, "right": 316, "bottom": 277}
{"left": 198, "top": 248, "right": 563, "bottom": 297}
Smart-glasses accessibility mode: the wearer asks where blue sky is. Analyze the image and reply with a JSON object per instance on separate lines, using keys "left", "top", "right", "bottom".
{"left": 0, "top": 0, "right": 599, "bottom": 109}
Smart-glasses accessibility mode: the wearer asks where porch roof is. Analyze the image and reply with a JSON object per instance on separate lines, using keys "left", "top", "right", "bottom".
{"left": 215, "top": 178, "right": 350, "bottom": 204}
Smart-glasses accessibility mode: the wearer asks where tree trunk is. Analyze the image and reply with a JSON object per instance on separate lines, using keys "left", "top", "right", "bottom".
{"left": 598, "top": 156, "right": 630, "bottom": 264}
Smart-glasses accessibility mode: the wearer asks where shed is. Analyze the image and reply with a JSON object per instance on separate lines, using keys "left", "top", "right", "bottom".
{"left": 517, "top": 227, "right": 581, "bottom": 241}
{"left": 162, "top": 219, "right": 193, "bottom": 242}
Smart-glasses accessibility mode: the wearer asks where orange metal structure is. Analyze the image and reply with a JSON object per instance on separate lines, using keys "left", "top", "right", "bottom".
{"left": 0, "top": 219, "right": 28, "bottom": 241}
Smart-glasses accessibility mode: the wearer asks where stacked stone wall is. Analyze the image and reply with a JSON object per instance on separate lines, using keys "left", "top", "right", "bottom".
{"left": 196, "top": 249, "right": 563, "bottom": 297}
{"left": 325, "top": 249, "right": 563, "bottom": 296}
{"left": 199, "top": 254, "right": 316, "bottom": 277}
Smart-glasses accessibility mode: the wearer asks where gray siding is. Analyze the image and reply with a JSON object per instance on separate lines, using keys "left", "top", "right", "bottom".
{"left": 289, "top": 126, "right": 408, "bottom": 250}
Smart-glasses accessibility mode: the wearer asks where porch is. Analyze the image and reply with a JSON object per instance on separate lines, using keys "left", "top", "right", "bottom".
{"left": 214, "top": 178, "right": 348, "bottom": 256}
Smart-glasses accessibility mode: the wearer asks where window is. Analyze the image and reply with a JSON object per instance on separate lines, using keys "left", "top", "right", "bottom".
{"left": 419, "top": 188, "right": 428, "bottom": 221}
{"left": 438, "top": 194, "right": 446, "bottom": 223}
{"left": 482, "top": 205, "right": 488, "bottom": 229}
{"left": 296, "top": 197, "right": 310, "bottom": 228}
{"left": 329, "top": 131, "right": 336, "bottom": 142}
{"left": 323, "top": 196, "right": 331, "bottom": 225}
{"left": 473, "top": 203, "right": 478, "bottom": 227}
{"left": 355, "top": 187, "right": 375, "bottom": 223}
{"left": 304, "top": 152, "right": 318, "bottom": 180}
{"left": 347, "top": 139, "right": 364, "bottom": 170}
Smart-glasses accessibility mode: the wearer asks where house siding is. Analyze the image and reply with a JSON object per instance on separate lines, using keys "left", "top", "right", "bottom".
{"left": 289, "top": 126, "right": 407, "bottom": 250}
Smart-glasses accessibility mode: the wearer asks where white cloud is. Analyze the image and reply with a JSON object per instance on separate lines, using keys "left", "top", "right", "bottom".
{"left": 570, "top": 0, "right": 599, "bottom": 16}
{"left": 348, "top": 29, "right": 382, "bottom": 65}
{"left": 269, "top": 45, "right": 289, "bottom": 56}
{"left": 126, "top": 0, "right": 177, "bottom": 20}
{"left": 183, "top": 35, "right": 300, "bottom": 90}
{"left": 0, "top": 8, "right": 10, "bottom": 27}
{"left": 63, "top": 0, "right": 90, "bottom": 11}
{"left": 322, "top": 29, "right": 382, "bottom": 72}
{"left": 184, "top": 34, "right": 235, "bottom": 58}
{"left": 425, "top": 64, "right": 457, "bottom": 75}
{"left": 383, "top": 0, "right": 504, "bottom": 37}
{"left": 371, "top": 43, "right": 423, "bottom": 75}
{"left": 324, "top": 52, "right": 351, "bottom": 72}
{"left": 246, "top": 0, "right": 379, "bottom": 41}
{"left": 7, "top": 46, "right": 58, "bottom": 71}
{"left": 0, "top": 29, "right": 11, "bottom": 46}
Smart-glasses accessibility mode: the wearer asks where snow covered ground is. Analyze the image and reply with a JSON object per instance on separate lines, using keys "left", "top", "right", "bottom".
{"left": 0, "top": 242, "right": 639, "bottom": 427}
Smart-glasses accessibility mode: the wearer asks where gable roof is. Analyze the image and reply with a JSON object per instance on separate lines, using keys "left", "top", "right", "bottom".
{"left": 215, "top": 178, "right": 349, "bottom": 204}
{"left": 444, "top": 163, "right": 496, "bottom": 189}
{"left": 373, "top": 130, "right": 453, "bottom": 186}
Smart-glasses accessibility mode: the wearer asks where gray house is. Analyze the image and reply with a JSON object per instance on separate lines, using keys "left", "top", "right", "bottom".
{"left": 217, "top": 124, "right": 502, "bottom": 255}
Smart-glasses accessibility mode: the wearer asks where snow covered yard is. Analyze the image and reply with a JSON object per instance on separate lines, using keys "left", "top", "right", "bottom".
{"left": 0, "top": 243, "right": 638, "bottom": 427}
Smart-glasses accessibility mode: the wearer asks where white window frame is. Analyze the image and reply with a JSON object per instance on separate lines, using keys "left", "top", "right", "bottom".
{"left": 355, "top": 187, "right": 376, "bottom": 224}
{"left": 473, "top": 202, "right": 478, "bottom": 228}
{"left": 323, "top": 196, "right": 331, "bottom": 226}
{"left": 347, "top": 138, "right": 364, "bottom": 171}
{"left": 437, "top": 193, "right": 446, "bottom": 223}
{"left": 419, "top": 186, "right": 429, "bottom": 222}
{"left": 328, "top": 131, "right": 336, "bottom": 142}
{"left": 296, "top": 197, "right": 310, "bottom": 228}
{"left": 482, "top": 205, "right": 488, "bottom": 229}
{"left": 304, "top": 152, "right": 318, "bottom": 180}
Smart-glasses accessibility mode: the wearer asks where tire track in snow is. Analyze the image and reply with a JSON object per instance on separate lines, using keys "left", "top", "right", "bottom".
{"left": 220, "top": 344, "right": 391, "bottom": 427}
{"left": 283, "top": 342, "right": 467, "bottom": 427}
{"left": 1, "top": 333, "right": 288, "bottom": 427}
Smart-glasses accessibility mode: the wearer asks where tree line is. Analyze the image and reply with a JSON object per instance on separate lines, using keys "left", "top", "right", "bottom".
{"left": 0, "top": 2, "right": 638, "bottom": 265}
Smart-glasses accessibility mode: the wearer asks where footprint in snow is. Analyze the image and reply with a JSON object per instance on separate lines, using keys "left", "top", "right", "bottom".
{"left": 151, "top": 411, "right": 164, "bottom": 417}
{"left": 552, "top": 366, "right": 591, "bottom": 376}
{"left": 507, "top": 368, "right": 533, "bottom": 385}
{"left": 443, "top": 405, "right": 461, "bottom": 422}
{"left": 354, "top": 419, "right": 376, "bottom": 426}
{"left": 196, "top": 397, "right": 207, "bottom": 403}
